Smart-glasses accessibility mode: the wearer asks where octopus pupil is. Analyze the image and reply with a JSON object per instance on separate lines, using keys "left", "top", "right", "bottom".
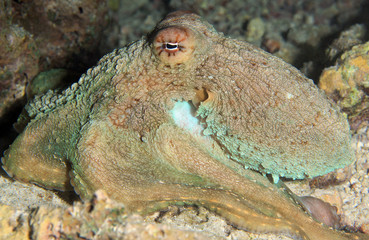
{"left": 165, "top": 42, "right": 179, "bottom": 50}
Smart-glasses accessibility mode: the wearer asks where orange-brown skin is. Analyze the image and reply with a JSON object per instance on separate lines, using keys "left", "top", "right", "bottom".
{"left": 2, "top": 12, "right": 366, "bottom": 240}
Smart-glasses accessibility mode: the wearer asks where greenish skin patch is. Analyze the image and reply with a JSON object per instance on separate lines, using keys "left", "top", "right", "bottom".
{"left": 2, "top": 12, "right": 365, "bottom": 240}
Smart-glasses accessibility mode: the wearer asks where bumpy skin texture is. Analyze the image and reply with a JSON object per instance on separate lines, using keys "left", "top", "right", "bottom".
{"left": 2, "top": 12, "right": 364, "bottom": 240}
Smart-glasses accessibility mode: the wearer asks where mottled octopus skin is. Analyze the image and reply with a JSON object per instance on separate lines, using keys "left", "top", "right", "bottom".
{"left": 2, "top": 11, "right": 365, "bottom": 240}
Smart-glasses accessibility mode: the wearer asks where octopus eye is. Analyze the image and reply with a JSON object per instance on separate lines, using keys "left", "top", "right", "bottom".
{"left": 153, "top": 26, "right": 196, "bottom": 65}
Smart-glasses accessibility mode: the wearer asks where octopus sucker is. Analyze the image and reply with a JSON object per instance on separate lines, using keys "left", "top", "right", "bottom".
{"left": 2, "top": 11, "right": 367, "bottom": 240}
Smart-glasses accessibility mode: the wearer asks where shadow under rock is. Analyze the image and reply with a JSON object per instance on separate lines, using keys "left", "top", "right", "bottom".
{"left": 0, "top": 101, "right": 23, "bottom": 165}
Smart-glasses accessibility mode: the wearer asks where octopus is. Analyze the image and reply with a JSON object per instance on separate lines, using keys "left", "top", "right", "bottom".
{"left": 2, "top": 11, "right": 367, "bottom": 240}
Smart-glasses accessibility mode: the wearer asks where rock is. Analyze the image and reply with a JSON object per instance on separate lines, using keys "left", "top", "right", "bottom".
{"left": 319, "top": 41, "right": 369, "bottom": 132}
{"left": 0, "top": 204, "right": 30, "bottom": 240}
{"left": 0, "top": 190, "right": 224, "bottom": 240}
{"left": 0, "top": 24, "right": 39, "bottom": 118}
{"left": 245, "top": 17, "right": 265, "bottom": 44}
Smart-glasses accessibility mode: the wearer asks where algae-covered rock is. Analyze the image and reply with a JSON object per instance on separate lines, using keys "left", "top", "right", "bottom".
{"left": 8, "top": 0, "right": 108, "bottom": 70}
{"left": 0, "top": 24, "right": 39, "bottom": 118}
{"left": 319, "top": 41, "right": 369, "bottom": 131}
{"left": 326, "top": 24, "right": 366, "bottom": 62}
{"left": 0, "top": 1, "right": 108, "bottom": 119}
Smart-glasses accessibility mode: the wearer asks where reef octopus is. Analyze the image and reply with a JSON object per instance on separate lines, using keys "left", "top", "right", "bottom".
{"left": 2, "top": 11, "right": 367, "bottom": 240}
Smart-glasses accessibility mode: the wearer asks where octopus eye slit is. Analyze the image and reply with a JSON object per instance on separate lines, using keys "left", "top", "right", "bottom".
{"left": 165, "top": 42, "right": 179, "bottom": 51}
